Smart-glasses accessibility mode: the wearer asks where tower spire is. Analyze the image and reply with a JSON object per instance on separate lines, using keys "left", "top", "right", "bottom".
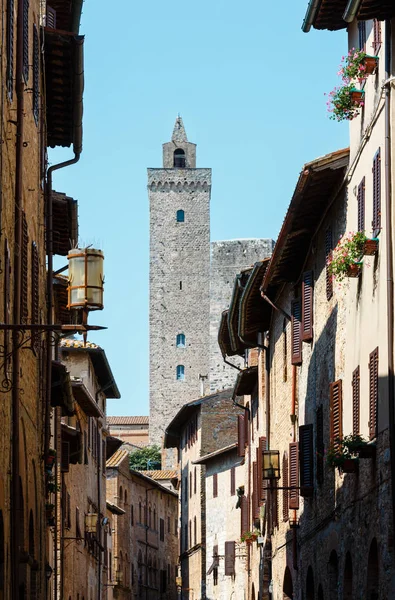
{"left": 172, "top": 116, "right": 188, "bottom": 143}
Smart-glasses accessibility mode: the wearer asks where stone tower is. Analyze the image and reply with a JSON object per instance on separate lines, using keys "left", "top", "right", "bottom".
{"left": 148, "top": 117, "right": 211, "bottom": 447}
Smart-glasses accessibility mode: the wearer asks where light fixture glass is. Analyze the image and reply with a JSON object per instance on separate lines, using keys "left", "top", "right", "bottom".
{"left": 67, "top": 248, "right": 104, "bottom": 311}
{"left": 85, "top": 512, "right": 98, "bottom": 533}
{"left": 262, "top": 450, "right": 280, "bottom": 480}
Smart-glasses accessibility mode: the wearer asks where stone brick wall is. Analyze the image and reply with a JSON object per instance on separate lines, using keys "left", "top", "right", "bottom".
{"left": 209, "top": 239, "right": 274, "bottom": 393}
{"left": 148, "top": 166, "right": 211, "bottom": 449}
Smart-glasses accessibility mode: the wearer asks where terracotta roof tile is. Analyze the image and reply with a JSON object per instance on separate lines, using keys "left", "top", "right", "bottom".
{"left": 143, "top": 470, "right": 178, "bottom": 480}
{"left": 107, "top": 416, "right": 149, "bottom": 426}
{"left": 106, "top": 449, "right": 129, "bottom": 468}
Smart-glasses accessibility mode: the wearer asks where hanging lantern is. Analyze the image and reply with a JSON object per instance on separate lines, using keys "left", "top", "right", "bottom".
{"left": 262, "top": 450, "right": 280, "bottom": 480}
{"left": 67, "top": 248, "right": 104, "bottom": 311}
{"left": 85, "top": 512, "right": 98, "bottom": 533}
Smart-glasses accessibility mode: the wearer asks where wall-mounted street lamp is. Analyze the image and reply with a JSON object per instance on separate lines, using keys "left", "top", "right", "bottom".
{"left": 67, "top": 248, "right": 104, "bottom": 311}
{"left": 85, "top": 513, "right": 98, "bottom": 533}
{"left": 262, "top": 450, "right": 280, "bottom": 480}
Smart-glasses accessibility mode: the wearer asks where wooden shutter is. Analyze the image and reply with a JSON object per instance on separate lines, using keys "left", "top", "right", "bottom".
{"left": 230, "top": 467, "right": 235, "bottom": 496}
{"left": 244, "top": 410, "right": 249, "bottom": 448}
{"left": 289, "top": 442, "right": 299, "bottom": 509}
{"left": 224, "top": 541, "right": 235, "bottom": 576}
{"left": 31, "top": 242, "right": 39, "bottom": 351}
{"left": 213, "top": 473, "right": 218, "bottom": 498}
{"left": 46, "top": 5, "right": 56, "bottom": 28}
{"left": 291, "top": 299, "right": 302, "bottom": 365}
{"left": 33, "top": 24, "right": 39, "bottom": 123}
{"left": 373, "top": 19, "right": 381, "bottom": 54}
{"left": 373, "top": 149, "right": 381, "bottom": 235}
{"left": 369, "top": 348, "right": 379, "bottom": 440}
{"left": 61, "top": 441, "right": 70, "bottom": 472}
{"left": 272, "top": 482, "right": 278, "bottom": 530}
{"left": 325, "top": 228, "right": 333, "bottom": 300}
{"left": 316, "top": 406, "right": 324, "bottom": 485}
{"left": 258, "top": 437, "right": 267, "bottom": 502}
{"left": 352, "top": 366, "right": 360, "bottom": 436}
{"left": 237, "top": 415, "right": 246, "bottom": 457}
{"left": 240, "top": 495, "right": 248, "bottom": 536}
{"left": 21, "top": 213, "right": 28, "bottom": 323}
{"left": 6, "top": 0, "right": 14, "bottom": 99}
{"left": 357, "top": 177, "right": 365, "bottom": 232}
{"left": 253, "top": 462, "right": 260, "bottom": 520}
{"left": 302, "top": 271, "right": 314, "bottom": 342}
{"left": 22, "top": 0, "right": 29, "bottom": 83}
{"left": 299, "top": 425, "right": 314, "bottom": 497}
{"left": 282, "top": 453, "right": 289, "bottom": 522}
{"left": 330, "top": 380, "right": 343, "bottom": 449}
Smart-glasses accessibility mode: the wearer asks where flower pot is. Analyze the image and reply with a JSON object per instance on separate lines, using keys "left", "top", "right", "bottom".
{"left": 245, "top": 535, "right": 258, "bottom": 544}
{"left": 350, "top": 89, "right": 364, "bottom": 104}
{"left": 45, "top": 455, "right": 55, "bottom": 468}
{"left": 363, "top": 56, "right": 379, "bottom": 75}
{"left": 346, "top": 262, "right": 362, "bottom": 278}
{"left": 342, "top": 459, "right": 358, "bottom": 473}
{"left": 363, "top": 238, "right": 379, "bottom": 256}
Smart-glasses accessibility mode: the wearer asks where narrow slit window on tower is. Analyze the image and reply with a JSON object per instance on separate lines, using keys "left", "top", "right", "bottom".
{"left": 176, "top": 334, "right": 186, "bottom": 348}
{"left": 174, "top": 148, "right": 186, "bottom": 168}
{"left": 176, "top": 209, "right": 185, "bottom": 223}
{"left": 176, "top": 365, "right": 185, "bottom": 381}
{"left": 179, "top": 281, "right": 182, "bottom": 290}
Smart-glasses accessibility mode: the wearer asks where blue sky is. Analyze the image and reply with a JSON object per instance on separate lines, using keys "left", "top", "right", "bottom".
{"left": 50, "top": 0, "right": 348, "bottom": 415}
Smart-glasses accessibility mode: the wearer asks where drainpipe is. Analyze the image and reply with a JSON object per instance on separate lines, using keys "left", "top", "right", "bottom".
{"left": 10, "top": 0, "right": 25, "bottom": 595}
{"left": 384, "top": 18, "right": 395, "bottom": 547}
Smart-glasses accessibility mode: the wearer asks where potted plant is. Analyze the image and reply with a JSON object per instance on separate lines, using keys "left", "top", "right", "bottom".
{"left": 326, "top": 84, "right": 364, "bottom": 122}
{"left": 363, "top": 238, "right": 379, "bottom": 256}
{"left": 327, "top": 437, "right": 360, "bottom": 474}
{"left": 329, "top": 231, "right": 367, "bottom": 281}
{"left": 47, "top": 482, "right": 60, "bottom": 494}
{"left": 342, "top": 434, "right": 376, "bottom": 459}
{"left": 340, "top": 49, "right": 379, "bottom": 81}
{"left": 240, "top": 530, "right": 259, "bottom": 544}
{"left": 45, "top": 449, "right": 56, "bottom": 468}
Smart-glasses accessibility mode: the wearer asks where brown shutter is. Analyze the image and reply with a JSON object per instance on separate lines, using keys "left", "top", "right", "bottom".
{"left": 357, "top": 177, "right": 365, "bottom": 232}
{"left": 22, "top": 0, "right": 29, "bottom": 83}
{"left": 258, "top": 437, "right": 267, "bottom": 502}
{"left": 6, "top": 0, "right": 14, "bottom": 99}
{"left": 224, "top": 542, "right": 235, "bottom": 576}
{"left": 237, "top": 415, "right": 246, "bottom": 457}
{"left": 289, "top": 442, "right": 299, "bottom": 509}
{"left": 325, "top": 228, "right": 333, "bottom": 301}
{"left": 352, "top": 366, "right": 360, "bottom": 436}
{"left": 373, "top": 19, "right": 381, "bottom": 54}
{"left": 291, "top": 299, "right": 302, "bottom": 365}
{"left": 316, "top": 406, "right": 324, "bottom": 485}
{"left": 282, "top": 453, "right": 289, "bottom": 522}
{"left": 46, "top": 5, "right": 56, "bottom": 28}
{"left": 302, "top": 271, "right": 314, "bottom": 342}
{"left": 299, "top": 425, "right": 314, "bottom": 497}
{"left": 240, "top": 495, "right": 248, "bottom": 536}
{"left": 21, "top": 213, "right": 29, "bottom": 323}
{"left": 61, "top": 441, "right": 70, "bottom": 472}
{"left": 213, "top": 473, "right": 218, "bottom": 498}
{"left": 244, "top": 410, "right": 249, "bottom": 448}
{"left": 33, "top": 24, "right": 39, "bottom": 123}
{"left": 369, "top": 348, "right": 379, "bottom": 440}
{"left": 230, "top": 467, "right": 235, "bottom": 496}
{"left": 373, "top": 148, "right": 381, "bottom": 236}
{"left": 330, "top": 380, "right": 343, "bottom": 449}
{"left": 31, "top": 242, "right": 39, "bottom": 351}
{"left": 253, "top": 462, "right": 259, "bottom": 520}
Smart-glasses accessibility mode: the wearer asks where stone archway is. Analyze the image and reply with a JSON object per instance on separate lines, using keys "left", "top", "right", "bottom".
{"left": 283, "top": 566, "right": 293, "bottom": 599}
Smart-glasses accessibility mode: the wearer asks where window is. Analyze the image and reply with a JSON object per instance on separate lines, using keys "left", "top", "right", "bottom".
{"left": 160, "top": 518, "right": 164, "bottom": 542}
{"left": 176, "top": 365, "right": 185, "bottom": 381}
{"left": 167, "top": 516, "right": 170, "bottom": 533}
{"left": 224, "top": 541, "right": 235, "bottom": 576}
{"left": 6, "top": 0, "right": 14, "bottom": 99}
{"left": 139, "top": 502, "right": 142, "bottom": 523}
{"left": 32, "top": 24, "right": 39, "bottom": 123}
{"left": 291, "top": 299, "right": 302, "bottom": 365}
{"left": 358, "top": 21, "right": 366, "bottom": 50}
{"left": 22, "top": 0, "right": 29, "bottom": 83}
{"left": 352, "top": 366, "right": 360, "bottom": 435}
{"left": 176, "top": 333, "right": 185, "bottom": 347}
{"left": 131, "top": 505, "right": 134, "bottom": 526}
{"left": 357, "top": 177, "right": 365, "bottom": 232}
{"left": 299, "top": 425, "right": 314, "bottom": 497}
{"left": 289, "top": 442, "right": 299, "bottom": 509}
{"left": 373, "top": 148, "right": 381, "bottom": 236}
{"left": 369, "top": 348, "right": 379, "bottom": 440}
{"left": 213, "top": 473, "right": 218, "bottom": 498}
{"left": 176, "top": 209, "right": 185, "bottom": 223}
{"left": 174, "top": 148, "right": 186, "bottom": 168}
{"left": 330, "top": 380, "right": 343, "bottom": 448}
{"left": 302, "top": 272, "right": 313, "bottom": 342}
{"left": 174, "top": 518, "right": 178, "bottom": 536}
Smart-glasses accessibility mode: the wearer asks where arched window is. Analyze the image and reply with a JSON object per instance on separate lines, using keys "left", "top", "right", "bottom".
{"left": 283, "top": 566, "right": 293, "bottom": 599}
{"left": 153, "top": 507, "right": 156, "bottom": 530}
{"left": 138, "top": 501, "right": 142, "bottom": 523}
{"left": 176, "top": 365, "right": 185, "bottom": 381}
{"left": 124, "top": 490, "right": 127, "bottom": 505}
{"left": 176, "top": 333, "right": 186, "bottom": 348}
{"left": 176, "top": 209, "right": 185, "bottom": 223}
{"left": 174, "top": 148, "right": 186, "bottom": 168}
